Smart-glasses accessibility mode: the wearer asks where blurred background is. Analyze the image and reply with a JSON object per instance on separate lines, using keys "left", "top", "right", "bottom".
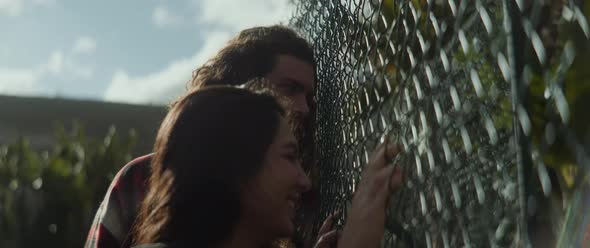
{"left": 0, "top": 0, "right": 293, "bottom": 247}
{"left": 3, "top": 0, "right": 590, "bottom": 247}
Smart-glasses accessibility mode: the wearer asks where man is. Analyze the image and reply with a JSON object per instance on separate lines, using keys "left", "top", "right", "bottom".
{"left": 85, "top": 25, "right": 318, "bottom": 248}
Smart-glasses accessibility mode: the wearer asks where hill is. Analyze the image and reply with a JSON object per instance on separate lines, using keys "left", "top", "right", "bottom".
{"left": 0, "top": 95, "right": 167, "bottom": 155}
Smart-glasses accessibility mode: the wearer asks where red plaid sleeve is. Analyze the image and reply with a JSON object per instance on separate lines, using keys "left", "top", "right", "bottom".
{"left": 85, "top": 154, "right": 154, "bottom": 248}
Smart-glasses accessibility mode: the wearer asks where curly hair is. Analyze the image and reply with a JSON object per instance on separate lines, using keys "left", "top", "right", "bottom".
{"left": 189, "top": 25, "right": 315, "bottom": 89}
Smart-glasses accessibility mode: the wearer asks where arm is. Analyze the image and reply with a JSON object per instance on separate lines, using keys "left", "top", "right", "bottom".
{"left": 85, "top": 154, "right": 153, "bottom": 248}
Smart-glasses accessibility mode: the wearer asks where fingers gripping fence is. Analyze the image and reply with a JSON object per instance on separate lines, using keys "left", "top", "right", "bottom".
{"left": 291, "top": 0, "right": 590, "bottom": 247}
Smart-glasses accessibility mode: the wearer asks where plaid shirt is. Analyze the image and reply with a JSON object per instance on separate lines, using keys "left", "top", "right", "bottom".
{"left": 85, "top": 154, "right": 154, "bottom": 248}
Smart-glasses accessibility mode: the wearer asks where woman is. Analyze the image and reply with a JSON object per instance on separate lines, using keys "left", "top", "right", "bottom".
{"left": 132, "top": 85, "right": 403, "bottom": 248}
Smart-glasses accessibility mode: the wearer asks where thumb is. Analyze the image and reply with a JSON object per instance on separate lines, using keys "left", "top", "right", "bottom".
{"left": 374, "top": 165, "right": 396, "bottom": 203}
{"left": 389, "top": 167, "right": 404, "bottom": 192}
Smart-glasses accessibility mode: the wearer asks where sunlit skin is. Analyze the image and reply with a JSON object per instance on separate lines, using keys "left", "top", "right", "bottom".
{"left": 220, "top": 117, "right": 312, "bottom": 248}
{"left": 265, "top": 55, "right": 315, "bottom": 117}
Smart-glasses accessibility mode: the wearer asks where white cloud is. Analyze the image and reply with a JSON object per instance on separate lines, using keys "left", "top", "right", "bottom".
{"left": 103, "top": 32, "right": 231, "bottom": 104}
{"left": 60, "top": 58, "right": 93, "bottom": 79}
{"left": 31, "top": 0, "right": 55, "bottom": 6}
{"left": 38, "top": 49, "right": 93, "bottom": 79}
{"left": 0, "top": 67, "right": 40, "bottom": 96}
{"left": 0, "top": 46, "right": 94, "bottom": 97}
{"left": 0, "top": 0, "right": 24, "bottom": 16}
{"left": 103, "top": 0, "right": 297, "bottom": 104}
{"left": 72, "top": 36, "right": 97, "bottom": 55}
{"left": 45, "top": 50, "right": 64, "bottom": 75}
{"left": 0, "top": 0, "right": 54, "bottom": 16}
{"left": 67, "top": 62, "right": 93, "bottom": 79}
{"left": 152, "top": 5, "right": 181, "bottom": 29}
{"left": 196, "top": 0, "right": 293, "bottom": 31}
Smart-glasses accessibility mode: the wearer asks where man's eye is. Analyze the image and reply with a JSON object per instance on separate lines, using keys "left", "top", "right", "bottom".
{"left": 280, "top": 82, "right": 301, "bottom": 95}
{"left": 284, "top": 153, "right": 298, "bottom": 162}
{"left": 285, "top": 84, "right": 296, "bottom": 92}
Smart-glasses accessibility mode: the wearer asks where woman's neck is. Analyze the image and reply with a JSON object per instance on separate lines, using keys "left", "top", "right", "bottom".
{"left": 218, "top": 220, "right": 267, "bottom": 248}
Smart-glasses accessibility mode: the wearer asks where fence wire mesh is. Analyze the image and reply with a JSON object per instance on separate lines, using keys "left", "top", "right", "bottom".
{"left": 291, "top": 0, "right": 590, "bottom": 247}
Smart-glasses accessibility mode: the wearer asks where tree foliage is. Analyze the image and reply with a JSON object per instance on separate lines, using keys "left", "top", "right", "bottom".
{"left": 0, "top": 122, "right": 136, "bottom": 248}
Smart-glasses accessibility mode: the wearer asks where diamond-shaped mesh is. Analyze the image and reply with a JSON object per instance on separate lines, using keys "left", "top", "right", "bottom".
{"left": 291, "top": 0, "right": 590, "bottom": 247}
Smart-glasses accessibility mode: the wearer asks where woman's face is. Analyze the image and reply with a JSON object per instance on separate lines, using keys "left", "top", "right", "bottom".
{"left": 241, "top": 116, "right": 312, "bottom": 238}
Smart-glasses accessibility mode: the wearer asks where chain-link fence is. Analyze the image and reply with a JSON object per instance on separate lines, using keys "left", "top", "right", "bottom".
{"left": 291, "top": 0, "right": 590, "bottom": 247}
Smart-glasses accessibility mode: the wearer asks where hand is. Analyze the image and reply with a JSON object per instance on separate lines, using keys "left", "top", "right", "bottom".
{"left": 338, "top": 142, "right": 404, "bottom": 248}
{"left": 313, "top": 211, "right": 341, "bottom": 248}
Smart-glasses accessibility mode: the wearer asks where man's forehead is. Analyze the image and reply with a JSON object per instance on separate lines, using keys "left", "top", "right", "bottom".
{"left": 272, "top": 55, "right": 316, "bottom": 89}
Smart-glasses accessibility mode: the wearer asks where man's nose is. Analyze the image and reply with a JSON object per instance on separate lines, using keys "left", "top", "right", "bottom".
{"left": 293, "top": 95, "right": 309, "bottom": 116}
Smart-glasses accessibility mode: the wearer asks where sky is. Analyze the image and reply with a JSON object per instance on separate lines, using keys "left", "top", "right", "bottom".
{"left": 0, "top": 0, "right": 294, "bottom": 105}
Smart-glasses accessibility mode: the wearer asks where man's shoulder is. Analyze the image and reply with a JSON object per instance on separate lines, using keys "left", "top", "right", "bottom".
{"left": 110, "top": 153, "right": 154, "bottom": 190}
{"left": 119, "top": 154, "right": 154, "bottom": 176}
{"left": 132, "top": 243, "right": 168, "bottom": 248}
{"left": 132, "top": 242, "right": 192, "bottom": 248}
{"left": 85, "top": 154, "right": 155, "bottom": 248}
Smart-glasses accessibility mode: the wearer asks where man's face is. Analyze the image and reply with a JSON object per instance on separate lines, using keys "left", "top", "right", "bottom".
{"left": 264, "top": 55, "right": 315, "bottom": 118}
